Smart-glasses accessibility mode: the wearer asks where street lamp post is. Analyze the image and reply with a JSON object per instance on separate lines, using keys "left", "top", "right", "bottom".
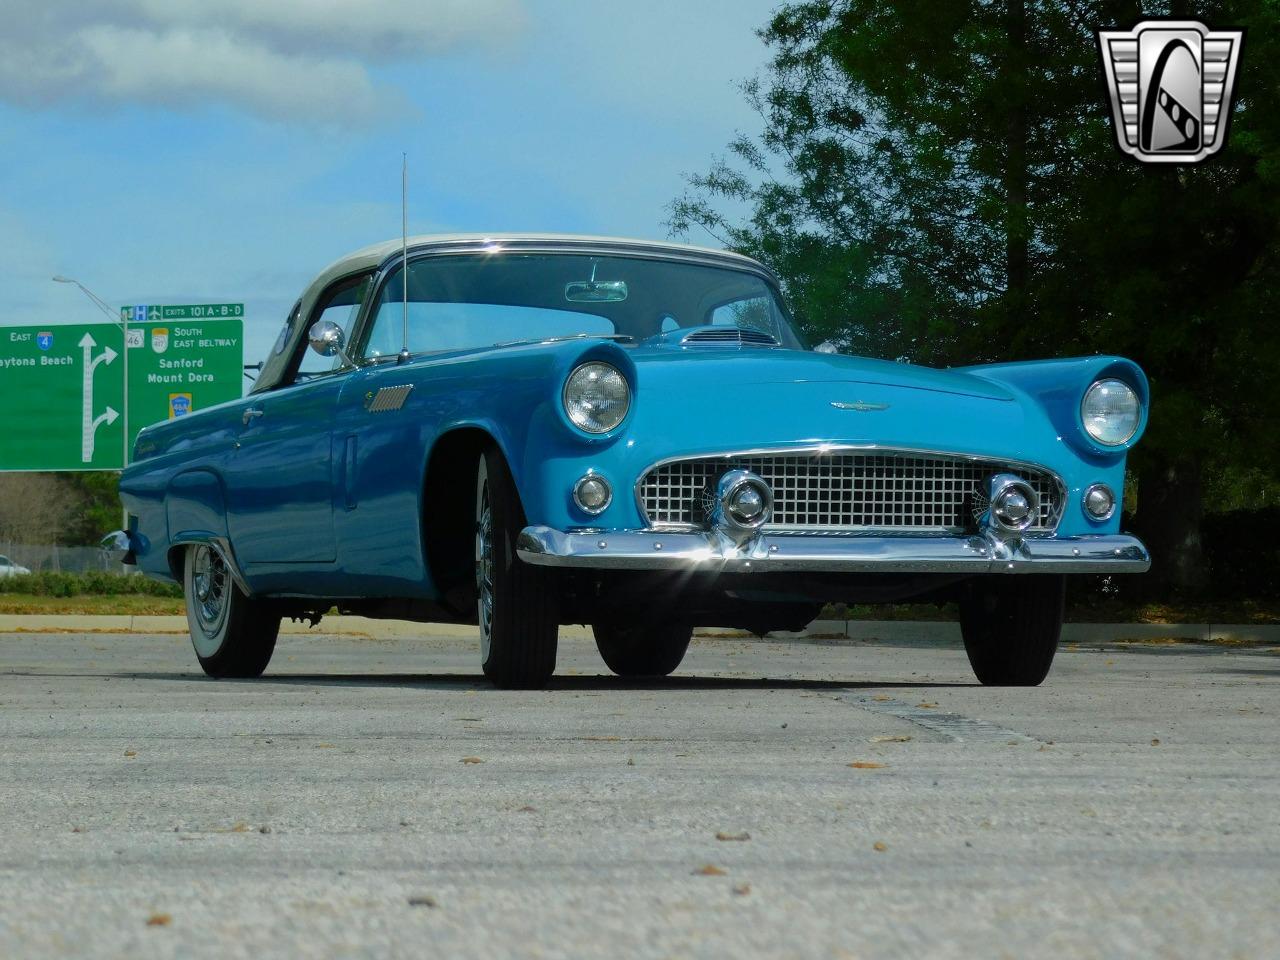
{"left": 52, "top": 276, "right": 130, "bottom": 529}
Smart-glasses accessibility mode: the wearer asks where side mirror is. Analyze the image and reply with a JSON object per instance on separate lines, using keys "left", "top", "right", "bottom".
{"left": 308, "top": 319, "right": 347, "bottom": 357}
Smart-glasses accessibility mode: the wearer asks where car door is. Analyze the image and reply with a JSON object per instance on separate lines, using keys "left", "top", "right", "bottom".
{"left": 225, "top": 273, "right": 372, "bottom": 566}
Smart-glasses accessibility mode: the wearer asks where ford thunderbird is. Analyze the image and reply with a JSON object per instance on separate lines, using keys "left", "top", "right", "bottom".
{"left": 106, "top": 234, "right": 1150, "bottom": 687}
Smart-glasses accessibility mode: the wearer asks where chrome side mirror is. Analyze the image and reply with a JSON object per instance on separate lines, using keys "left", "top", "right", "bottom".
{"left": 308, "top": 319, "right": 346, "bottom": 357}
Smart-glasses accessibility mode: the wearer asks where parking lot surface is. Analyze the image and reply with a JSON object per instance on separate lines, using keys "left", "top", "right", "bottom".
{"left": 1, "top": 630, "right": 1277, "bottom": 959}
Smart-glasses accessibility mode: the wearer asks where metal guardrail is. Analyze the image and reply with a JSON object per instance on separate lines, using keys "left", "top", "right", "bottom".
{"left": 0, "top": 542, "right": 124, "bottom": 573}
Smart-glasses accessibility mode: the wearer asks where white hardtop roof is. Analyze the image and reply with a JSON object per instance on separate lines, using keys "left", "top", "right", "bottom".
{"left": 308, "top": 233, "right": 770, "bottom": 295}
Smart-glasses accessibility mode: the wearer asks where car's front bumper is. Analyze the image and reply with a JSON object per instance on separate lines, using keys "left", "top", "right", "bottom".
{"left": 517, "top": 527, "right": 1151, "bottom": 574}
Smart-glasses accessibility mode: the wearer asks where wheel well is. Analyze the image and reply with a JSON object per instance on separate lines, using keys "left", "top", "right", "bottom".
{"left": 421, "top": 428, "right": 499, "bottom": 617}
{"left": 167, "top": 546, "right": 185, "bottom": 582}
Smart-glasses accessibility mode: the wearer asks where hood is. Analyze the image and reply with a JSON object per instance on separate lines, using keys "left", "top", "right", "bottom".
{"left": 620, "top": 347, "right": 1061, "bottom": 473}
{"left": 629, "top": 346, "right": 1014, "bottom": 401}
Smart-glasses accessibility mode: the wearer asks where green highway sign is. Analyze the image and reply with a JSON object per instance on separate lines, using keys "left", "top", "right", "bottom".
{"left": 120, "top": 303, "right": 244, "bottom": 322}
{"left": 1, "top": 324, "right": 126, "bottom": 471}
{"left": 125, "top": 318, "right": 244, "bottom": 447}
{"left": 1, "top": 309, "right": 244, "bottom": 472}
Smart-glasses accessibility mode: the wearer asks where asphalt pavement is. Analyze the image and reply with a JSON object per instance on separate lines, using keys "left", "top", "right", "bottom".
{"left": 1, "top": 630, "right": 1277, "bottom": 959}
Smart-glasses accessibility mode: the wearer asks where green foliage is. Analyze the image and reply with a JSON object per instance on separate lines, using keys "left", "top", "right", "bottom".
{"left": 62, "top": 472, "right": 122, "bottom": 545}
{"left": 0, "top": 571, "right": 180, "bottom": 598}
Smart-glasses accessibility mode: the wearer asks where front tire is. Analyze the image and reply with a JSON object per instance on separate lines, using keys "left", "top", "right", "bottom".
{"left": 476, "top": 449, "right": 558, "bottom": 688}
{"left": 959, "top": 575, "right": 1065, "bottom": 686}
{"left": 183, "top": 544, "right": 280, "bottom": 678}
{"left": 593, "top": 621, "right": 692, "bottom": 678}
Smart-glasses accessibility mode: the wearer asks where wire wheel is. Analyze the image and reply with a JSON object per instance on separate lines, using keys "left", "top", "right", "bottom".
{"left": 474, "top": 448, "right": 558, "bottom": 687}
{"left": 182, "top": 543, "right": 281, "bottom": 678}
{"left": 189, "top": 544, "right": 229, "bottom": 654}
{"left": 476, "top": 473, "right": 495, "bottom": 663}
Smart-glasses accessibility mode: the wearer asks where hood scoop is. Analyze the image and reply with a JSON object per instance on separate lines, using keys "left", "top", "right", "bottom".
{"left": 680, "top": 327, "right": 779, "bottom": 347}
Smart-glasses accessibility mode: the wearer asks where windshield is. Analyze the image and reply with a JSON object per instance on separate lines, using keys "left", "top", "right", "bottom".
{"left": 359, "top": 252, "right": 803, "bottom": 358}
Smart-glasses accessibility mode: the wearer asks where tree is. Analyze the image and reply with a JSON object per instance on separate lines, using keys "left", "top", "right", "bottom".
{"left": 0, "top": 474, "right": 84, "bottom": 546}
{"left": 0, "top": 472, "right": 121, "bottom": 547}
{"left": 671, "top": 0, "right": 1280, "bottom": 595}
{"left": 63, "top": 472, "right": 123, "bottom": 545}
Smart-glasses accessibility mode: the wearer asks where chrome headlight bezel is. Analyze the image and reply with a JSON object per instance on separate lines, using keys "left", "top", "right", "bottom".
{"left": 563, "top": 361, "right": 630, "bottom": 435}
{"left": 1080, "top": 378, "right": 1141, "bottom": 447}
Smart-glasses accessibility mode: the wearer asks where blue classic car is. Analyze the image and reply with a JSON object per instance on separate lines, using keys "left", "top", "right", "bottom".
{"left": 106, "top": 234, "right": 1150, "bottom": 687}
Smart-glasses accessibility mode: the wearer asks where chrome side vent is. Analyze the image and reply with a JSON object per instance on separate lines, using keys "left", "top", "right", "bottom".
{"left": 681, "top": 328, "right": 779, "bottom": 347}
{"left": 364, "top": 384, "right": 413, "bottom": 412}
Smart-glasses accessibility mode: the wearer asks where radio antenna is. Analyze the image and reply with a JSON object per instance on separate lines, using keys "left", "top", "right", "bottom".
{"left": 398, "top": 153, "right": 410, "bottom": 363}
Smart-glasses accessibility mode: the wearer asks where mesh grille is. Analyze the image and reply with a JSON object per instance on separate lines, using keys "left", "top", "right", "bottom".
{"left": 637, "top": 452, "right": 1061, "bottom": 532}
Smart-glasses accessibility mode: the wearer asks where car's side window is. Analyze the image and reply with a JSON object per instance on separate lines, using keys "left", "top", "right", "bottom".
{"left": 0, "top": 557, "right": 9, "bottom": 567}
{"left": 290, "top": 273, "right": 373, "bottom": 383}
{"left": 272, "top": 303, "right": 301, "bottom": 358}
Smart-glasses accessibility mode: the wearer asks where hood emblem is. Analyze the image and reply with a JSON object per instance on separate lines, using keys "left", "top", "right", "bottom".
{"left": 831, "top": 401, "right": 890, "bottom": 412}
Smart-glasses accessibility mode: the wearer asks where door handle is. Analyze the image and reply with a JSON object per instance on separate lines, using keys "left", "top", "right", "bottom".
{"left": 242, "top": 407, "right": 264, "bottom": 426}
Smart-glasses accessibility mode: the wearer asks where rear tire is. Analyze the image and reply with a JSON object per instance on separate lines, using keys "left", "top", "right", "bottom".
{"left": 183, "top": 544, "right": 280, "bottom": 679}
{"left": 959, "top": 575, "right": 1065, "bottom": 686}
{"left": 593, "top": 621, "right": 692, "bottom": 678}
{"left": 476, "top": 448, "right": 559, "bottom": 688}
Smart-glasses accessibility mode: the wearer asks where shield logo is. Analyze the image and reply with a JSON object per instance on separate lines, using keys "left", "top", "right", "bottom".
{"left": 168, "top": 393, "right": 192, "bottom": 418}
{"left": 1098, "top": 20, "right": 1244, "bottom": 164}
{"left": 151, "top": 327, "right": 169, "bottom": 353}
{"left": 36, "top": 332, "right": 52, "bottom": 351}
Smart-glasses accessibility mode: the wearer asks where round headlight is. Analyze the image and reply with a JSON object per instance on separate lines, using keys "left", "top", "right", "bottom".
{"left": 1081, "top": 379, "right": 1140, "bottom": 447}
{"left": 564, "top": 362, "right": 630, "bottom": 434}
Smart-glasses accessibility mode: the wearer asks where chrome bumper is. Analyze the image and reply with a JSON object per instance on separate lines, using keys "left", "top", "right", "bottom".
{"left": 517, "top": 527, "right": 1151, "bottom": 574}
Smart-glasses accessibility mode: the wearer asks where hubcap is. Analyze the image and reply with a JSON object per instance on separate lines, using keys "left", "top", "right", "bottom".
{"left": 189, "top": 544, "right": 229, "bottom": 650}
{"left": 476, "top": 479, "right": 494, "bottom": 661}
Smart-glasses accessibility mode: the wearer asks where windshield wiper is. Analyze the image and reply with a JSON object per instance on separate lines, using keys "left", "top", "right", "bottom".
{"left": 491, "top": 333, "right": 634, "bottom": 349}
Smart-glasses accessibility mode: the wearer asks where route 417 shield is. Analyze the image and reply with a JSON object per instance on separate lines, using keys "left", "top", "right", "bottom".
{"left": 1098, "top": 20, "right": 1244, "bottom": 164}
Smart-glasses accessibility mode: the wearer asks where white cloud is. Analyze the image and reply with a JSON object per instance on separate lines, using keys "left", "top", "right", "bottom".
{"left": 0, "top": 0, "right": 524, "bottom": 123}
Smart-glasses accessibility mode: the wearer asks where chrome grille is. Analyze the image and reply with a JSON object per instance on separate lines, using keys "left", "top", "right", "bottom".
{"left": 637, "top": 451, "right": 1062, "bottom": 533}
{"left": 681, "top": 328, "right": 779, "bottom": 346}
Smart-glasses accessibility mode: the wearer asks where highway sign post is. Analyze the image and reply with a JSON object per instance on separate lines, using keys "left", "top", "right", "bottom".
{"left": 0, "top": 307, "right": 244, "bottom": 472}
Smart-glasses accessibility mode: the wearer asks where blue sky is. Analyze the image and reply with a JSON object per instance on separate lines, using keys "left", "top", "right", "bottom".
{"left": 0, "top": 0, "right": 777, "bottom": 366}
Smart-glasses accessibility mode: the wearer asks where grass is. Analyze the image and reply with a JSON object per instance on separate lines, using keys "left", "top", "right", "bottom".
{"left": 0, "top": 571, "right": 180, "bottom": 598}
{"left": 0, "top": 594, "right": 185, "bottom": 615}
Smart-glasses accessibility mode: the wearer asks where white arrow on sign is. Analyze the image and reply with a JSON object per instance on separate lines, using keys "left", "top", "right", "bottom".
{"left": 79, "top": 332, "right": 119, "bottom": 463}
{"left": 92, "top": 406, "right": 119, "bottom": 432}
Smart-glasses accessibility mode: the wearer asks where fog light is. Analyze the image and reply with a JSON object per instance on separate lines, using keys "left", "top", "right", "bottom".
{"left": 986, "top": 473, "right": 1039, "bottom": 534}
{"left": 573, "top": 474, "right": 612, "bottom": 515}
{"left": 1083, "top": 483, "right": 1116, "bottom": 520}
{"left": 714, "top": 469, "right": 773, "bottom": 531}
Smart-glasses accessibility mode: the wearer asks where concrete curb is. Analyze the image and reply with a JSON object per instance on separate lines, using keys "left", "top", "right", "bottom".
{"left": 0, "top": 614, "right": 1276, "bottom": 645}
